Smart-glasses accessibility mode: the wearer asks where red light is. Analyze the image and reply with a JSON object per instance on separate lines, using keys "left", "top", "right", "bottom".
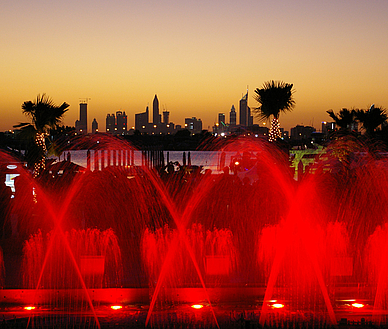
{"left": 352, "top": 303, "right": 364, "bottom": 308}
{"left": 111, "top": 305, "right": 122, "bottom": 310}
{"left": 24, "top": 306, "right": 35, "bottom": 311}
{"left": 272, "top": 303, "right": 285, "bottom": 309}
{"left": 191, "top": 304, "right": 204, "bottom": 309}
{"left": 206, "top": 256, "right": 230, "bottom": 275}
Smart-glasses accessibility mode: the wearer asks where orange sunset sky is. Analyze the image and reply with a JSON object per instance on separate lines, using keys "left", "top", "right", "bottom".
{"left": 1, "top": 0, "right": 388, "bottom": 132}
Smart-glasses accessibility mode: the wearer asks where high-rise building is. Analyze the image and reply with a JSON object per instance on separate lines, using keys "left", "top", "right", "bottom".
{"left": 116, "top": 111, "right": 127, "bottom": 134}
{"left": 214, "top": 113, "right": 227, "bottom": 135}
{"left": 239, "top": 92, "right": 248, "bottom": 127}
{"left": 229, "top": 105, "right": 236, "bottom": 126}
{"left": 135, "top": 106, "right": 149, "bottom": 131}
{"left": 248, "top": 106, "right": 253, "bottom": 127}
{"left": 75, "top": 102, "right": 88, "bottom": 133}
{"left": 153, "top": 95, "right": 160, "bottom": 124}
{"left": 218, "top": 113, "right": 225, "bottom": 126}
{"left": 92, "top": 118, "right": 98, "bottom": 134}
{"left": 106, "top": 114, "right": 115, "bottom": 133}
{"left": 163, "top": 110, "right": 169, "bottom": 124}
{"left": 105, "top": 111, "right": 128, "bottom": 135}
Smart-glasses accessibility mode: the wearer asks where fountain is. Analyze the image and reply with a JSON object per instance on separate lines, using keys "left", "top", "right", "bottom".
{"left": 0, "top": 135, "right": 388, "bottom": 327}
{"left": 22, "top": 228, "right": 122, "bottom": 289}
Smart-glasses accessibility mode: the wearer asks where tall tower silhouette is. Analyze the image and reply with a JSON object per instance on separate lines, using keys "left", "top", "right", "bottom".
{"left": 163, "top": 110, "right": 169, "bottom": 124}
{"left": 80, "top": 103, "right": 87, "bottom": 132}
{"left": 75, "top": 100, "right": 88, "bottom": 133}
{"left": 92, "top": 118, "right": 98, "bottom": 134}
{"left": 153, "top": 95, "right": 160, "bottom": 124}
{"left": 239, "top": 91, "right": 248, "bottom": 127}
{"left": 230, "top": 105, "right": 236, "bottom": 126}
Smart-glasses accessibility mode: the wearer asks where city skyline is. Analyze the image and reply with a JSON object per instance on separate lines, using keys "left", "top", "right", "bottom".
{"left": 1, "top": 1, "right": 388, "bottom": 132}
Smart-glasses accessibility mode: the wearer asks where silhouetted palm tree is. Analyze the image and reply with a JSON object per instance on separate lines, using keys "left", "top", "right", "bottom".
{"left": 253, "top": 80, "right": 295, "bottom": 142}
{"left": 326, "top": 108, "right": 356, "bottom": 134}
{"left": 355, "top": 105, "right": 388, "bottom": 137}
{"left": 14, "top": 94, "right": 69, "bottom": 177}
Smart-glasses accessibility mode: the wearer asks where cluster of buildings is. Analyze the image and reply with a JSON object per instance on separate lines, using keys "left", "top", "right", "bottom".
{"left": 213, "top": 92, "right": 252, "bottom": 135}
{"left": 74, "top": 93, "right": 336, "bottom": 142}
{"left": 75, "top": 95, "right": 203, "bottom": 136}
{"left": 212, "top": 92, "right": 338, "bottom": 142}
{"left": 212, "top": 91, "right": 255, "bottom": 136}
{"left": 75, "top": 100, "right": 99, "bottom": 134}
{"left": 133, "top": 95, "right": 202, "bottom": 135}
{"left": 212, "top": 91, "right": 289, "bottom": 139}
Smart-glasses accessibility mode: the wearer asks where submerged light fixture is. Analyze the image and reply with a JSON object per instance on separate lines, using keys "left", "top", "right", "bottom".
{"left": 352, "top": 303, "right": 365, "bottom": 308}
{"left": 24, "top": 306, "right": 36, "bottom": 311}
{"left": 272, "top": 303, "right": 285, "bottom": 309}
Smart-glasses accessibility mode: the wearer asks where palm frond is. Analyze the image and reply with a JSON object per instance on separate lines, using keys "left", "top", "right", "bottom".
{"left": 14, "top": 124, "right": 37, "bottom": 140}
{"left": 355, "top": 106, "right": 388, "bottom": 135}
{"left": 18, "top": 94, "right": 69, "bottom": 176}
{"left": 326, "top": 108, "right": 355, "bottom": 130}
{"left": 21, "top": 94, "right": 69, "bottom": 133}
{"left": 253, "top": 80, "right": 295, "bottom": 120}
{"left": 13, "top": 122, "right": 32, "bottom": 129}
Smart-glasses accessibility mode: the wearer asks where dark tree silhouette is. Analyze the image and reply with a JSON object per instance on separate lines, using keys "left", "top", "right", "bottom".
{"left": 14, "top": 94, "right": 69, "bottom": 177}
{"left": 326, "top": 108, "right": 356, "bottom": 134}
{"left": 253, "top": 80, "right": 295, "bottom": 142}
{"left": 355, "top": 105, "right": 388, "bottom": 137}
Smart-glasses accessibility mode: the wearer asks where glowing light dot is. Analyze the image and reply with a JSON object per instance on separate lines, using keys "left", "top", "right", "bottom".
{"left": 111, "top": 305, "right": 122, "bottom": 310}
{"left": 272, "top": 303, "right": 285, "bottom": 309}
{"left": 191, "top": 304, "right": 204, "bottom": 309}
{"left": 24, "top": 306, "right": 35, "bottom": 310}
{"left": 352, "top": 303, "right": 364, "bottom": 308}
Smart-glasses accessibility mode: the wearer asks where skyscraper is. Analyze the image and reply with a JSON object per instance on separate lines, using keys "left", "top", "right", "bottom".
{"left": 75, "top": 101, "right": 88, "bottom": 133}
{"left": 248, "top": 106, "right": 253, "bottom": 127}
{"left": 106, "top": 113, "right": 115, "bottom": 133}
{"left": 239, "top": 92, "right": 248, "bottom": 127}
{"left": 163, "top": 110, "right": 170, "bottom": 124}
{"left": 218, "top": 113, "right": 226, "bottom": 126}
{"left": 153, "top": 95, "right": 160, "bottom": 124}
{"left": 92, "top": 118, "right": 98, "bottom": 134}
{"left": 135, "top": 106, "right": 149, "bottom": 131}
{"left": 116, "top": 111, "right": 127, "bottom": 134}
{"left": 229, "top": 105, "right": 236, "bottom": 126}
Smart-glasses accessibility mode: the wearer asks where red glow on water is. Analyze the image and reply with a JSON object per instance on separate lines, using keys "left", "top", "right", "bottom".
{"left": 191, "top": 304, "right": 204, "bottom": 309}
{"left": 24, "top": 306, "right": 35, "bottom": 311}
{"left": 111, "top": 305, "right": 122, "bottom": 310}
